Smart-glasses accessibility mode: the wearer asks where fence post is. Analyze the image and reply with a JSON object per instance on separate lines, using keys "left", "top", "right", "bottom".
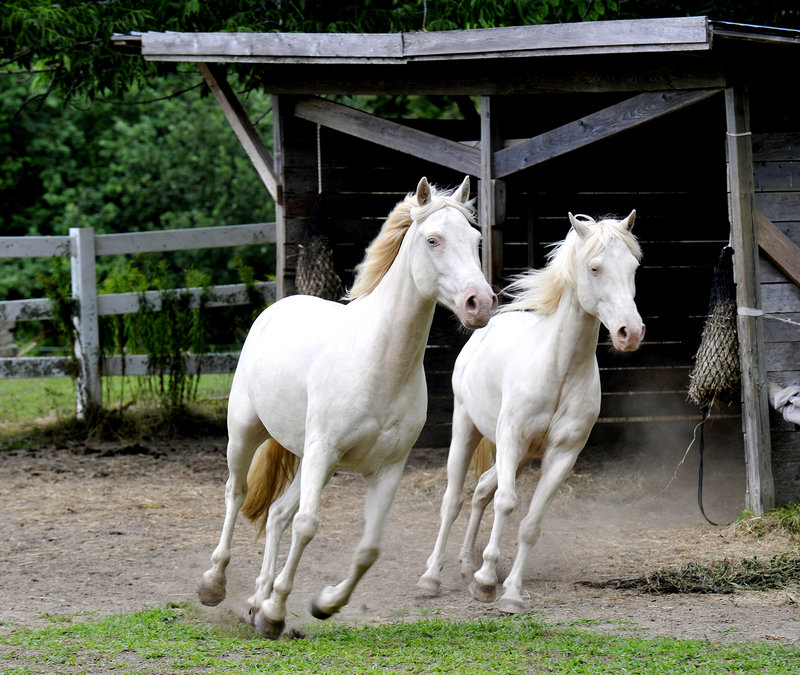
{"left": 70, "top": 228, "right": 101, "bottom": 415}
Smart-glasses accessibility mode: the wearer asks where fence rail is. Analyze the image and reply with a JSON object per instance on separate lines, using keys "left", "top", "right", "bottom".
{"left": 0, "top": 223, "right": 276, "bottom": 413}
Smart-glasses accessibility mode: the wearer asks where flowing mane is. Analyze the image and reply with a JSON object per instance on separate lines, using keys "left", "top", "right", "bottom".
{"left": 499, "top": 214, "right": 642, "bottom": 315}
{"left": 345, "top": 183, "right": 476, "bottom": 300}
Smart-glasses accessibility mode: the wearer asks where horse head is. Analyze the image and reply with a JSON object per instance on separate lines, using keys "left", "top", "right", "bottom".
{"left": 569, "top": 210, "right": 645, "bottom": 352}
{"left": 410, "top": 176, "right": 497, "bottom": 329}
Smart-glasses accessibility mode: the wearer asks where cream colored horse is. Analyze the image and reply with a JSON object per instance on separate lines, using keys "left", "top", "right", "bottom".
{"left": 418, "top": 211, "right": 644, "bottom": 614}
{"left": 198, "top": 176, "right": 497, "bottom": 638}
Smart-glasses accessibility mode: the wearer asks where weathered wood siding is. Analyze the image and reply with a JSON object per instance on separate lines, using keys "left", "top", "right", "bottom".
{"left": 754, "top": 132, "right": 800, "bottom": 504}
{"left": 496, "top": 94, "right": 738, "bottom": 455}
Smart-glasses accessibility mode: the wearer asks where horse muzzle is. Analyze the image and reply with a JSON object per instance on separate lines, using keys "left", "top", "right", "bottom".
{"left": 458, "top": 285, "right": 498, "bottom": 329}
{"left": 611, "top": 321, "right": 645, "bottom": 352}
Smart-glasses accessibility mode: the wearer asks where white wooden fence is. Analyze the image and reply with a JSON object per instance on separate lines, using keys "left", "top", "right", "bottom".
{"left": 0, "top": 223, "right": 276, "bottom": 414}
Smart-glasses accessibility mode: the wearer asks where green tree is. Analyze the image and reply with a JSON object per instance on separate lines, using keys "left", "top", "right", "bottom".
{"left": 2, "top": 1, "right": 621, "bottom": 106}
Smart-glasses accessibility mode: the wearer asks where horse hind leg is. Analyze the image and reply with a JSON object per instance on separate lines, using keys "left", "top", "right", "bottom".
{"left": 312, "top": 459, "right": 406, "bottom": 619}
{"left": 244, "top": 469, "right": 301, "bottom": 625}
{"left": 418, "top": 413, "right": 482, "bottom": 595}
{"left": 198, "top": 420, "right": 269, "bottom": 607}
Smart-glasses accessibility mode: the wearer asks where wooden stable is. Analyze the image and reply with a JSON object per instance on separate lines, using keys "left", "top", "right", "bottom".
{"left": 114, "top": 17, "right": 800, "bottom": 512}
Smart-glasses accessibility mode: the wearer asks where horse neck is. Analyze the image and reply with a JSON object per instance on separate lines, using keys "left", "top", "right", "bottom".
{"left": 354, "top": 239, "right": 436, "bottom": 377}
{"left": 549, "top": 285, "right": 601, "bottom": 363}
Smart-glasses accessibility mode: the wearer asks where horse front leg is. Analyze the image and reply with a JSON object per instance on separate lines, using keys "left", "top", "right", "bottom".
{"left": 312, "top": 459, "right": 406, "bottom": 618}
{"left": 255, "top": 445, "right": 335, "bottom": 639}
{"left": 498, "top": 442, "right": 583, "bottom": 615}
{"left": 244, "top": 470, "right": 301, "bottom": 624}
{"left": 470, "top": 427, "right": 526, "bottom": 604}
{"left": 418, "top": 408, "right": 481, "bottom": 594}
{"left": 198, "top": 421, "right": 267, "bottom": 607}
{"left": 459, "top": 464, "right": 497, "bottom": 578}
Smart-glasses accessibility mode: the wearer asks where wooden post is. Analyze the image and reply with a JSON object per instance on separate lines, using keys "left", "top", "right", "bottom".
{"left": 272, "top": 95, "right": 289, "bottom": 299}
{"left": 70, "top": 228, "right": 101, "bottom": 415}
{"left": 725, "top": 83, "right": 775, "bottom": 514}
{"left": 479, "top": 96, "right": 505, "bottom": 284}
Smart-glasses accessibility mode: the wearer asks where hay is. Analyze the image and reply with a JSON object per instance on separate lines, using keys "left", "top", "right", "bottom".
{"left": 584, "top": 552, "right": 800, "bottom": 594}
{"left": 687, "top": 246, "right": 740, "bottom": 409}
{"left": 296, "top": 234, "right": 344, "bottom": 301}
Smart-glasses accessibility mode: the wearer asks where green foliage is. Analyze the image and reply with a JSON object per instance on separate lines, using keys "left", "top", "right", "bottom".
{"left": 1, "top": 1, "right": 617, "bottom": 104}
{"left": 101, "top": 257, "right": 211, "bottom": 410}
{"left": 1, "top": 603, "right": 798, "bottom": 672}
{"left": 0, "top": 71, "right": 275, "bottom": 304}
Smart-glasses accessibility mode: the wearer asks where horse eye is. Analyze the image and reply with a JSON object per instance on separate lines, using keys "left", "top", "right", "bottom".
{"left": 427, "top": 237, "right": 439, "bottom": 247}
{"left": 590, "top": 266, "right": 600, "bottom": 275}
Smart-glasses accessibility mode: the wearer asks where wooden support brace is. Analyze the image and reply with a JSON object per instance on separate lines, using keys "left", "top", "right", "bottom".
{"left": 494, "top": 88, "right": 721, "bottom": 178}
{"left": 294, "top": 96, "right": 481, "bottom": 176}
{"left": 197, "top": 63, "right": 280, "bottom": 203}
{"left": 756, "top": 210, "right": 800, "bottom": 288}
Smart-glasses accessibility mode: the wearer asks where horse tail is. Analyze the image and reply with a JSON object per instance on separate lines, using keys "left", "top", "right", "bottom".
{"left": 241, "top": 438, "right": 300, "bottom": 538}
{"left": 470, "top": 437, "right": 496, "bottom": 479}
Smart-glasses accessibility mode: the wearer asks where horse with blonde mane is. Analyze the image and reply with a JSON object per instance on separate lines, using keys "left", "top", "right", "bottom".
{"left": 198, "top": 176, "right": 497, "bottom": 638}
{"left": 418, "top": 211, "right": 644, "bottom": 614}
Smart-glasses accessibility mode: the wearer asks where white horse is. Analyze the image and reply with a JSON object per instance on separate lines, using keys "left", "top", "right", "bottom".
{"left": 198, "top": 176, "right": 497, "bottom": 638}
{"left": 418, "top": 211, "right": 644, "bottom": 614}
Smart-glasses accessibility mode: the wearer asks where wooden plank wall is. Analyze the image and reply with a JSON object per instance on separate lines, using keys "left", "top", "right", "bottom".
{"left": 753, "top": 132, "right": 800, "bottom": 505}
{"left": 494, "top": 94, "right": 738, "bottom": 452}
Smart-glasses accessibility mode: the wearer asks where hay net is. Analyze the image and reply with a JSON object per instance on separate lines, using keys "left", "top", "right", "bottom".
{"left": 687, "top": 246, "right": 741, "bottom": 409}
{"left": 295, "top": 195, "right": 345, "bottom": 302}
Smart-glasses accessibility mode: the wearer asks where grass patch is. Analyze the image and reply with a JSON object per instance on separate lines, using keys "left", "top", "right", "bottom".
{"left": 1, "top": 603, "right": 797, "bottom": 673}
{"left": 736, "top": 503, "right": 800, "bottom": 540}
{"left": 584, "top": 552, "right": 800, "bottom": 594}
{"left": 0, "top": 374, "right": 232, "bottom": 449}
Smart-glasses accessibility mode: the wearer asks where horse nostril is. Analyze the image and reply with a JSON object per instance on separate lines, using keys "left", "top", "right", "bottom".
{"left": 466, "top": 295, "right": 478, "bottom": 312}
{"left": 618, "top": 326, "right": 628, "bottom": 340}
{"left": 490, "top": 293, "right": 498, "bottom": 312}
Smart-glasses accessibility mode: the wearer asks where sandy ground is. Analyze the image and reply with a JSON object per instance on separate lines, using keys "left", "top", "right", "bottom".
{"left": 0, "top": 431, "right": 797, "bottom": 647}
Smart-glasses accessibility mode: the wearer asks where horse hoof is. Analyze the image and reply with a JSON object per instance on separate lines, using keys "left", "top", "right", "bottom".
{"left": 469, "top": 579, "right": 496, "bottom": 604}
{"left": 197, "top": 581, "right": 225, "bottom": 607}
{"left": 417, "top": 576, "right": 441, "bottom": 595}
{"left": 253, "top": 611, "right": 285, "bottom": 640}
{"left": 310, "top": 601, "right": 332, "bottom": 621}
{"left": 498, "top": 597, "right": 525, "bottom": 615}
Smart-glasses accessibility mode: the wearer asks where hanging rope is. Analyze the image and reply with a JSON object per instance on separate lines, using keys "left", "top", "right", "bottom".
{"left": 686, "top": 245, "right": 741, "bottom": 526}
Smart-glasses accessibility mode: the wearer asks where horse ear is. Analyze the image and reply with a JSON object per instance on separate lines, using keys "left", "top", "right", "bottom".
{"left": 621, "top": 209, "right": 636, "bottom": 231}
{"left": 416, "top": 177, "right": 431, "bottom": 206}
{"left": 568, "top": 212, "right": 591, "bottom": 240}
{"left": 453, "top": 175, "right": 470, "bottom": 203}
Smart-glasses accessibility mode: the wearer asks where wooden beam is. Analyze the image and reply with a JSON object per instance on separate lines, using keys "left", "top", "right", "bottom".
{"left": 494, "top": 88, "right": 721, "bottom": 178}
{"left": 140, "top": 18, "right": 710, "bottom": 63}
{"left": 756, "top": 210, "right": 800, "bottom": 287}
{"left": 403, "top": 17, "right": 711, "bottom": 60}
{"left": 725, "top": 83, "right": 774, "bottom": 515}
{"left": 294, "top": 96, "right": 481, "bottom": 176}
{"left": 479, "top": 96, "right": 504, "bottom": 283}
{"left": 197, "top": 63, "right": 279, "bottom": 202}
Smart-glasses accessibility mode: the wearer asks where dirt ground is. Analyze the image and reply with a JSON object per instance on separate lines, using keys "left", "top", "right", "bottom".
{"left": 0, "top": 430, "right": 798, "bottom": 646}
